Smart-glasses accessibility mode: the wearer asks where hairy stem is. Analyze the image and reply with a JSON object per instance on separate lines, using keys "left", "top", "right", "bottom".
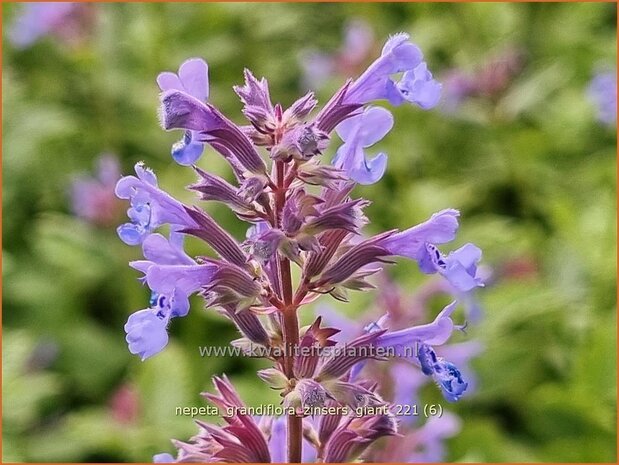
{"left": 275, "top": 160, "right": 303, "bottom": 463}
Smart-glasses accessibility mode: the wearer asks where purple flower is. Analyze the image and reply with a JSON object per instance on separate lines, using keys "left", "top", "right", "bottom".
{"left": 439, "top": 340, "right": 484, "bottom": 394}
{"left": 140, "top": 231, "right": 195, "bottom": 267}
{"left": 333, "top": 106, "right": 393, "bottom": 184}
{"left": 588, "top": 70, "right": 617, "bottom": 126}
{"left": 382, "top": 209, "right": 460, "bottom": 259}
{"left": 123, "top": 232, "right": 196, "bottom": 360}
{"left": 267, "top": 417, "right": 287, "bottom": 463}
{"left": 389, "top": 62, "right": 442, "bottom": 109}
{"left": 345, "top": 33, "right": 441, "bottom": 109}
{"left": 417, "top": 343, "right": 468, "bottom": 402}
{"left": 199, "top": 376, "right": 272, "bottom": 463}
{"left": 316, "top": 329, "right": 387, "bottom": 381}
{"left": 404, "top": 413, "right": 462, "bottom": 462}
{"left": 302, "top": 198, "right": 369, "bottom": 236}
{"left": 233, "top": 69, "right": 276, "bottom": 132}
{"left": 376, "top": 301, "right": 459, "bottom": 351}
{"left": 312, "top": 209, "right": 484, "bottom": 298}
{"left": 141, "top": 263, "right": 218, "bottom": 296}
{"left": 418, "top": 243, "right": 484, "bottom": 292}
{"left": 160, "top": 90, "right": 267, "bottom": 174}
{"left": 132, "top": 227, "right": 257, "bottom": 313}
{"left": 152, "top": 453, "right": 175, "bottom": 463}
{"left": 180, "top": 206, "right": 248, "bottom": 267}
{"left": 246, "top": 220, "right": 270, "bottom": 242}
{"left": 124, "top": 287, "right": 190, "bottom": 360}
{"left": 9, "top": 2, "right": 78, "bottom": 48}
{"left": 272, "top": 124, "right": 329, "bottom": 161}
{"left": 321, "top": 401, "right": 398, "bottom": 462}
{"left": 382, "top": 210, "right": 484, "bottom": 292}
{"left": 390, "top": 362, "right": 427, "bottom": 423}
{"left": 115, "top": 163, "right": 194, "bottom": 245}
{"left": 248, "top": 228, "right": 286, "bottom": 263}
{"left": 357, "top": 301, "right": 465, "bottom": 401}
{"left": 189, "top": 166, "right": 255, "bottom": 215}
{"left": 70, "top": 154, "right": 122, "bottom": 226}
{"left": 158, "top": 58, "right": 209, "bottom": 165}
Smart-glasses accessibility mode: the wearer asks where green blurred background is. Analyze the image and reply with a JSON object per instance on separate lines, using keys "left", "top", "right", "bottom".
{"left": 2, "top": 2, "right": 617, "bottom": 462}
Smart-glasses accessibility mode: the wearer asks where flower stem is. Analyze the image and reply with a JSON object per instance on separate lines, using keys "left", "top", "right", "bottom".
{"left": 275, "top": 160, "right": 303, "bottom": 463}
{"left": 283, "top": 296, "right": 302, "bottom": 463}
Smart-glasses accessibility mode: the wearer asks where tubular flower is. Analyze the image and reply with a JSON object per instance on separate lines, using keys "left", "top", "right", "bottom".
{"left": 417, "top": 343, "right": 468, "bottom": 402}
{"left": 345, "top": 33, "right": 441, "bottom": 109}
{"left": 115, "top": 163, "right": 195, "bottom": 245}
{"left": 157, "top": 58, "right": 209, "bottom": 165}
{"left": 333, "top": 106, "right": 393, "bottom": 185}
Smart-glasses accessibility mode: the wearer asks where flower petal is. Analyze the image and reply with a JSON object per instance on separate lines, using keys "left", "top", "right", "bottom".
{"left": 178, "top": 58, "right": 209, "bottom": 102}
{"left": 124, "top": 310, "right": 169, "bottom": 360}
{"left": 142, "top": 233, "right": 195, "bottom": 265}
{"left": 157, "top": 71, "right": 182, "bottom": 92}
{"left": 336, "top": 106, "right": 394, "bottom": 146}
{"left": 171, "top": 131, "right": 204, "bottom": 166}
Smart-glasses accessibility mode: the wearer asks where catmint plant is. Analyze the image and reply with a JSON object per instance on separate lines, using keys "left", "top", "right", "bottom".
{"left": 116, "top": 33, "right": 485, "bottom": 463}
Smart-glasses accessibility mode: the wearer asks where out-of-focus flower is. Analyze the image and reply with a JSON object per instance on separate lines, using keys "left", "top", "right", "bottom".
{"left": 265, "top": 417, "right": 318, "bottom": 463}
{"left": 152, "top": 453, "right": 175, "bottom": 463}
{"left": 108, "top": 383, "right": 139, "bottom": 425}
{"left": 376, "top": 412, "right": 461, "bottom": 462}
{"left": 498, "top": 255, "right": 538, "bottom": 281}
{"left": 441, "top": 70, "right": 478, "bottom": 111}
{"left": 8, "top": 2, "right": 94, "bottom": 49}
{"left": 440, "top": 48, "right": 525, "bottom": 112}
{"left": 300, "top": 19, "right": 375, "bottom": 90}
{"left": 588, "top": 70, "right": 617, "bottom": 126}
{"left": 70, "top": 154, "right": 123, "bottom": 227}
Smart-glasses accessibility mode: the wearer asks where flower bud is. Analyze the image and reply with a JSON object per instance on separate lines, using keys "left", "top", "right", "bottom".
{"left": 257, "top": 368, "right": 289, "bottom": 390}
